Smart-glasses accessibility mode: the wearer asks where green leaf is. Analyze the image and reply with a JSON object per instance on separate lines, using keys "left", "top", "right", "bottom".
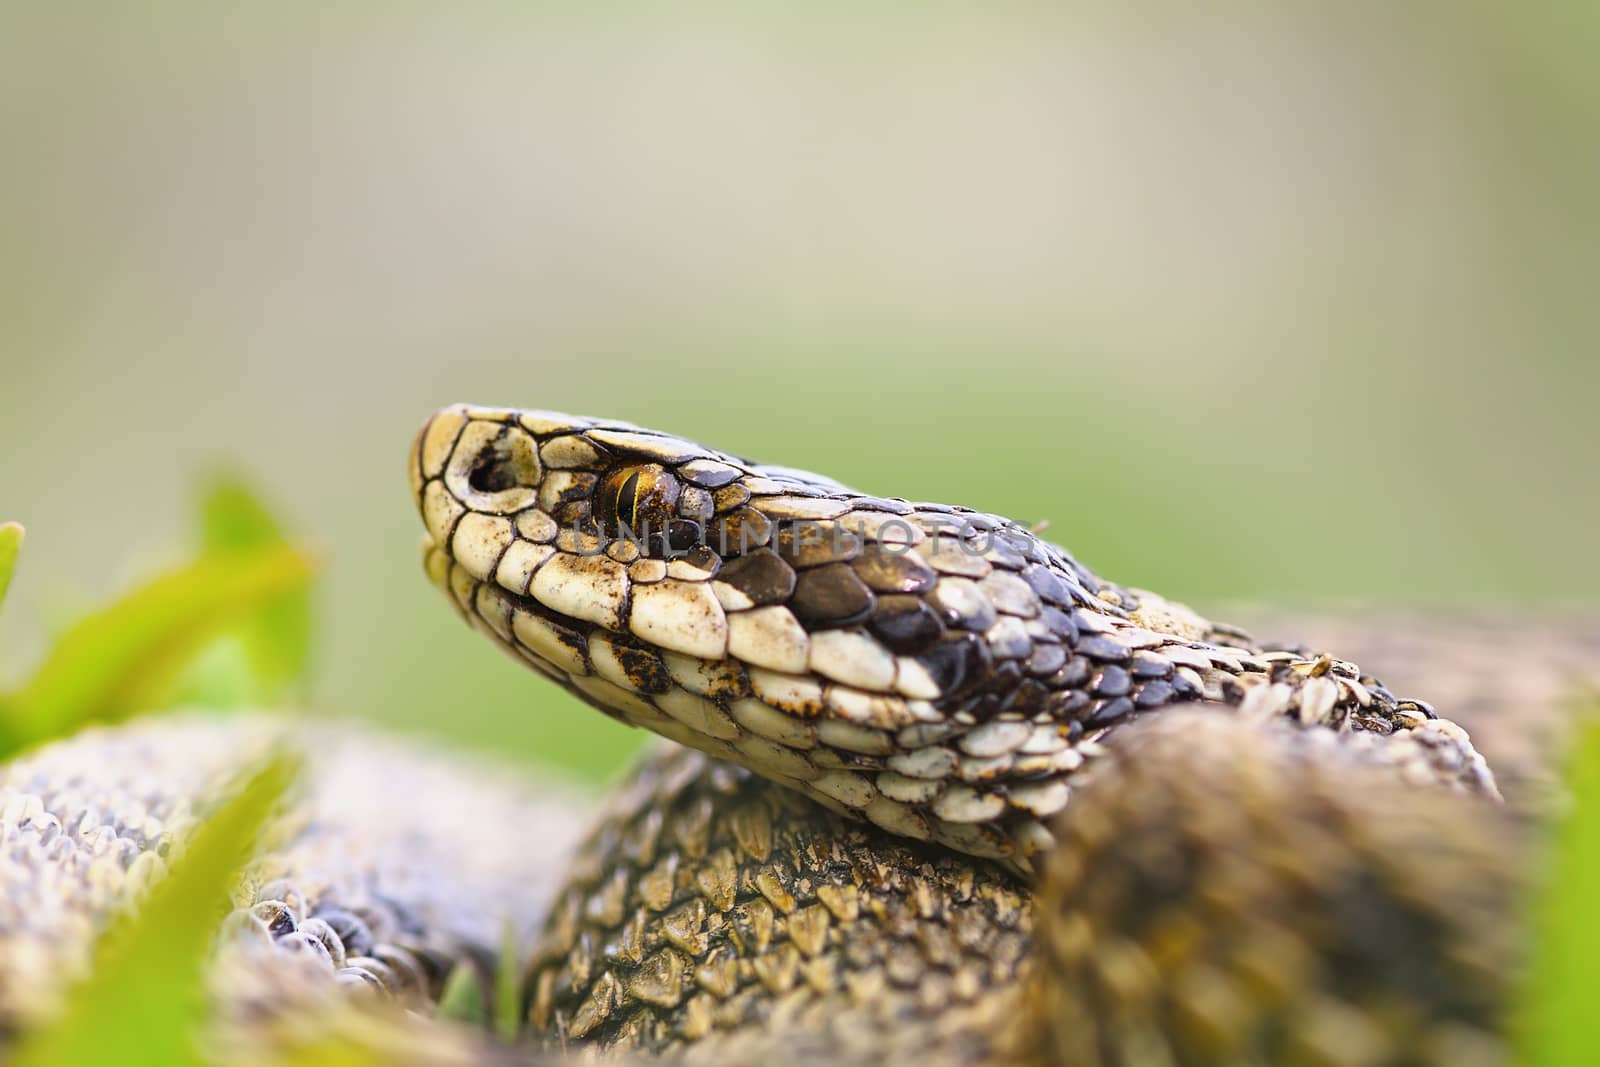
{"left": 431, "top": 924, "right": 519, "bottom": 1038}
{"left": 426, "top": 922, "right": 520, "bottom": 1040}
{"left": 436, "top": 962, "right": 487, "bottom": 1026}
{"left": 1517, "top": 709, "right": 1600, "bottom": 1066}
{"left": 0, "top": 522, "right": 22, "bottom": 614}
{"left": 158, "top": 635, "right": 265, "bottom": 710}
{"left": 495, "top": 917, "right": 521, "bottom": 1043}
{"left": 0, "top": 543, "right": 318, "bottom": 757}
{"left": 11, "top": 753, "right": 299, "bottom": 1067}
{"left": 200, "top": 476, "right": 287, "bottom": 552}
{"left": 181, "top": 475, "right": 313, "bottom": 706}
{"left": 274, "top": 1037, "right": 392, "bottom": 1067}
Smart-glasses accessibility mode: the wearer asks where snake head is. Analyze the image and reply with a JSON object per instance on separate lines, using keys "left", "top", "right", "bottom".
{"left": 411, "top": 404, "right": 879, "bottom": 639}
{"left": 408, "top": 404, "right": 1135, "bottom": 864}
{"left": 409, "top": 403, "right": 1491, "bottom": 868}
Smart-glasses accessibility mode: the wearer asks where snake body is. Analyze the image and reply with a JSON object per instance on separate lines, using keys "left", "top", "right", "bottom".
{"left": 529, "top": 716, "right": 1518, "bottom": 1066}
{"left": 404, "top": 403, "right": 1549, "bottom": 1063}
{"left": 410, "top": 404, "right": 1496, "bottom": 877}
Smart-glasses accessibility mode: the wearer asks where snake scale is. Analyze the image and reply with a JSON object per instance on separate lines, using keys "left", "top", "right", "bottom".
{"left": 0, "top": 402, "right": 1594, "bottom": 1065}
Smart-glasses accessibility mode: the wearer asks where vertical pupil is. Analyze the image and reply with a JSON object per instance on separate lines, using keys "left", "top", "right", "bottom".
{"left": 615, "top": 471, "right": 642, "bottom": 530}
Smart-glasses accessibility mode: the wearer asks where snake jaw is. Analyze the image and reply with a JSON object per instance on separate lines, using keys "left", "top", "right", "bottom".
{"left": 412, "top": 403, "right": 1499, "bottom": 867}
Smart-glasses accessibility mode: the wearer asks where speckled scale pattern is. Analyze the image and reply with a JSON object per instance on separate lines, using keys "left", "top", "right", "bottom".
{"left": 1018, "top": 710, "right": 1521, "bottom": 1067}
{"left": 413, "top": 405, "right": 1499, "bottom": 869}
{"left": 526, "top": 744, "right": 1032, "bottom": 1062}
{"left": 1239, "top": 609, "right": 1600, "bottom": 815}
{"left": 0, "top": 714, "right": 587, "bottom": 1053}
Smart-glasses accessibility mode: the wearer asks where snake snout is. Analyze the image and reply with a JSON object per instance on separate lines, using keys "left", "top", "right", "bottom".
{"left": 411, "top": 406, "right": 550, "bottom": 543}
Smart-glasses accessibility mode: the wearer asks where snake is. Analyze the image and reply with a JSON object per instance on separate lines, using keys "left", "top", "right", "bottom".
{"left": 406, "top": 403, "right": 1528, "bottom": 1064}
{"left": 1, "top": 402, "right": 1595, "bottom": 1065}
{"left": 410, "top": 404, "right": 1499, "bottom": 870}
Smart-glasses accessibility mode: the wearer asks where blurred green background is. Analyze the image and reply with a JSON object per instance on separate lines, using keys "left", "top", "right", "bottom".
{"left": 1, "top": 4, "right": 1594, "bottom": 780}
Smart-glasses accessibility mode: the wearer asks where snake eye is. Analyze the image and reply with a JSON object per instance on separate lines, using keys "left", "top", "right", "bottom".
{"left": 598, "top": 464, "right": 680, "bottom": 537}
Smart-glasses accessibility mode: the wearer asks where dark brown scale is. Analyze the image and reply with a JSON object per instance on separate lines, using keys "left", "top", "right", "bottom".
{"left": 1020, "top": 565, "right": 1074, "bottom": 607}
{"left": 1053, "top": 690, "right": 1092, "bottom": 718}
{"left": 867, "top": 596, "right": 945, "bottom": 654}
{"left": 252, "top": 899, "right": 298, "bottom": 938}
{"left": 712, "top": 482, "right": 752, "bottom": 512}
{"left": 987, "top": 626, "right": 1033, "bottom": 661}
{"left": 553, "top": 501, "right": 589, "bottom": 528}
{"left": 676, "top": 460, "right": 744, "bottom": 488}
{"left": 988, "top": 661, "right": 1025, "bottom": 704}
{"left": 1087, "top": 696, "right": 1135, "bottom": 726}
{"left": 1128, "top": 652, "right": 1174, "bottom": 679}
{"left": 716, "top": 550, "right": 797, "bottom": 607}
{"left": 315, "top": 908, "right": 375, "bottom": 958}
{"left": 1134, "top": 679, "right": 1177, "bottom": 708}
{"left": 1090, "top": 665, "right": 1131, "bottom": 698}
{"left": 671, "top": 544, "right": 722, "bottom": 577}
{"left": 982, "top": 535, "right": 1030, "bottom": 571}
{"left": 711, "top": 508, "right": 774, "bottom": 556}
{"left": 662, "top": 519, "right": 704, "bottom": 554}
{"left": 791, "top": 564, "right": 876, "bottom": 628}
{"left": 676, "top": 485, "right": 715, "bottom": 525}
{"left": 1006, "top": 679, "right": 1052, "bottom": 716}
{"left": 1076, "top": 635, "right": 1131, "bottom": 662}
{"left": 846, "top": 495, "right": 915, "bottom": 515}
{"left": 1025, "top": 644, "right": 1067, "bottom": 677}
{"left": 1039, "top": 607, "right": 1078, "bottom": 643}
{"left": 556, "top": 472, "right": 601, "bottom": 506}
{"left": 916, "top": 634, "right": 993, "bottom": 700}
{"left": 955, "top": 693, "right": 1000, "bottom": 721}
{"left": 1169, "top": 672, "right": 1202, "bottom": 699}
{"left": 928, "top": 582, "right": 998, "bottom": 634}
{"left": 774, "top": 524, "right": 861, "bottom": 569}
{"left": 850, "top": 544, "right": 938, "bottom": 595}
{"left": 1017, "top": 535, "right": 1060, "bottom": 568}
{"left": 1051, "top": 656, "right": 1091, "bottom": 690}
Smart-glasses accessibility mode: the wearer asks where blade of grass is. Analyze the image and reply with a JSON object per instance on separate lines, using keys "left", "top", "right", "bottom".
{"left": 276, "top": 1036, "right": 393, "bottom": 1067}
{"left": 158, "top": 636, "right": 267, "bottom": 710}
{"left": 1516, "top": 708, "right": 1600, "bottom": 1066}
{"left": 195, "top": 476, "right": 313, "bottom": 701}
{"left": 159, "top": 476, "right": 313, "bottom": 709}
{"left": 495, "top": 917, "right": 521, "bottom": 1043}
{"left": 0, "top": 543, "right": 317, "bottom": 757}
{"left": 12, "top": 753, "right": 300, "bottom": 1067}
{"left": 0, "top": 522, "right": 22, "bottom": 613}
{"left": 436, "top": 962, "right": 487, "bottom": 1026}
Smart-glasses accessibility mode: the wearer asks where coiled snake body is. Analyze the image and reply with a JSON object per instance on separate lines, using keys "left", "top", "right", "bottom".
{"left": 409, "top": 404, "right": 1523, "bottom": 1064}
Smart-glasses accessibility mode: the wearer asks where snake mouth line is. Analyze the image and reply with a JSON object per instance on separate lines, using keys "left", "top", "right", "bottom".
{"left": 500, "top": 583, "right": 598, "bottom": 653}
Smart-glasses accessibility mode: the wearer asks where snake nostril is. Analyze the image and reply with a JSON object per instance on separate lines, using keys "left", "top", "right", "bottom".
{"left": 467, "top": 431, "right": 539, "bottom": 494}
{"left": 468, "top": 452, "right": 515, "bottom": 494}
